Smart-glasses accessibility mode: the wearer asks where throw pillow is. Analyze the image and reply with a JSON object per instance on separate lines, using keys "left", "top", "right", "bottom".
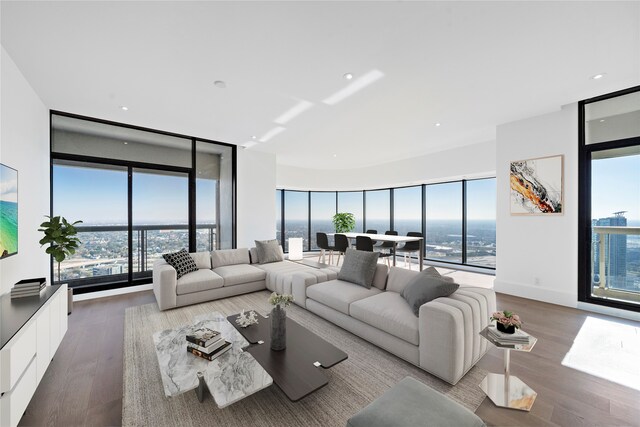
{"left": 401, "top": 270, "right": 459, "bottom": 316}
{"left": 337, "top": 248, "right": 380, "bottom": 288}
{"left": 163, "top": 248, "right": 198, "bottom": 280}
{"left": 255, "top": 239, "right": 284, "bottom": 264}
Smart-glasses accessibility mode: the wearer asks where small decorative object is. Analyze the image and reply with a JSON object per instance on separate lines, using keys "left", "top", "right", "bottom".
{"left": 235, "top": 309, "right": 259, "bottom": 328}
{"left": 490, "top": 310, "right": 522, "bottom": 334}
{"left": 288, "top": 237, "right": 304, "bottom": 260}
{"left": 510, "top": 154, "right": 563, "bottom": 215}
{"left": 332, "top": 212, "right": 356, "bottom": 233}
{"left": 268, "top": 292, "right": 294, "bottom": 351}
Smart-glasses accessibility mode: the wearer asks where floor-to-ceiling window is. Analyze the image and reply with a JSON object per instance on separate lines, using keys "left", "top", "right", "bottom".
{"left": 276, "top": 190, "right": 283, "bottom": 246}
{"left": 338, "top": 191, "right": 364, "bottom": 232}
{"left": 50, "top": 112, "right": 236, "bottom": 293}
{"left": 425, "top": 182, "right": 463, "bottom": 263}
{"left": 310, "top": 192, "right": 336, "bottom": 250}
{"left": 365, "top": 189, "right": 391, "bottom": 233}
{"left": 466, "top": 178, "right": 497, "bottom": 268}
{"left": 283, "top": 190, "right": 309, "bottom": 252}
{"left": 579, "top": 86, "right": 640, "bottom": 311}
{"left": 393, "top": 186, "right": 422, "bottom": 236}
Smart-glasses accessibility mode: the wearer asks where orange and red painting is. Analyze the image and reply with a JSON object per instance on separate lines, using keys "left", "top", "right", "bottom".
{"left": 510, "top": 155, "right": 563, "bottom": 215}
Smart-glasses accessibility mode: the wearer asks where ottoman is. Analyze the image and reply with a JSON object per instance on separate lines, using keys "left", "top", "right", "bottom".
{"left": 347, "top": 377, "right": 486, "bottom": 427}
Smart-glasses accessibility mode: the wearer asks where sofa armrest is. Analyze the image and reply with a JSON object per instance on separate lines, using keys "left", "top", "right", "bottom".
{"left": 153, "top": 259, "right": 177, "bottom": 311}
{"left": 418, "top": 288, "right": 496, "bottom": 385}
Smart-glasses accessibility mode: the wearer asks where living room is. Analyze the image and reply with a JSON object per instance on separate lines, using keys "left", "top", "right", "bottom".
{"left": 1, "top": 1, "right": 639, "bottom": 426}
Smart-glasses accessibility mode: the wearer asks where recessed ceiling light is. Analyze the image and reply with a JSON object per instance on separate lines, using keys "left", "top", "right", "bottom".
{"left": 123, "top": 141, "right": 128, "bottom": 145}
{"left": 120, "top": 106, "right": 128, "bottom": 111}
{"left": 600, "top": 119, "right": 606, "bottom": 123}
{"left": 591, "top": 73, "right": 606, "bottom": 80}
{"left": 435, "top": 123, "right": 441, "bottom": 127}
{"left": 333, "top": 154, "right": 337, "bottom": 158}
{"left": 251, "top": 135, "right": 257, "bottom": 140}
{"left": 343, "top": 73, "right": 353, "bottom": 80}
{"left": 214, "top": 80, "right": 226, "bottom": 88}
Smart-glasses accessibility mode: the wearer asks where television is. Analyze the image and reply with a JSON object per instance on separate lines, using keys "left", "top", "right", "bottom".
{"left": 0, "top": 163, "right": 18, "bottom": 259}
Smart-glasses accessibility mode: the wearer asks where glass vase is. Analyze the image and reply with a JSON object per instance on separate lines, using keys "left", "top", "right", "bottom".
{"left": 270, "top": 305, "right": 287, "bottom": 351}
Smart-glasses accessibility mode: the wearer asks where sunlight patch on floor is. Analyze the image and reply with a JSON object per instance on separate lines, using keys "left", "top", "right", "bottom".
{"left": 562, "top": 316, "right": 640, "bottom": 391}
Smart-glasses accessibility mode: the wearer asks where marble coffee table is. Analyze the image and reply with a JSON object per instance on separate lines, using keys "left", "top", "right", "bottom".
{"left": 153, "top": 312, "right": 273, "bottom": 408}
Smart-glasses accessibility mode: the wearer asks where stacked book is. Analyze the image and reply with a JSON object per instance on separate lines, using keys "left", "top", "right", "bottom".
{"left": 11, "top": 277, "right": 46, "bottom": 299}
{"left": 186, "top": 327, "right": 232, "bottom": 361}
{"left": 487, "top": 325, "right": 531, "bottom": 345}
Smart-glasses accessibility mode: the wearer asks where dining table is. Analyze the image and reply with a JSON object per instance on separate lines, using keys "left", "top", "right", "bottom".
{"left": 327, "top": 232, "right": 424, "bottom": 271}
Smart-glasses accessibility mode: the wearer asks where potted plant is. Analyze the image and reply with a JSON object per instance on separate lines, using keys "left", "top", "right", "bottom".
{"left": 268, "top": 292, "right": 294, "bottom": 351}
{"left": 332, "top": 212, "right": 356, "bottom": 233}
{"left": 38, "top": 215, "right": 82, "bottom": 314}
{"left": 490, "top": 310, "right": 522, "bottom": 334}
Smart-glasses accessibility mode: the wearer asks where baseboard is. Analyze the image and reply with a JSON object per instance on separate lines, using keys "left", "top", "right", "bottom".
{"left": 493, "top": 279, "right": 577, "bottom": 308}
{"left": 73, "top": 283, "right": 153, "bottom": 301}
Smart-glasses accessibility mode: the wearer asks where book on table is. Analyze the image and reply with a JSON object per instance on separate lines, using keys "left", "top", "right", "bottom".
{"left": 186, "top": 327, "right": 221, "bottom": 348}
{"left": 487, "top": 326, "right": 530, "bottom": 344}
{"left": 186, "top": 341, "right": 232, "bottom": 361}
{"left": 187, "top": 338, "right": 226, "bottom": 354}
{"left": 11, "top": 281, "right": 47, "bottom": 299}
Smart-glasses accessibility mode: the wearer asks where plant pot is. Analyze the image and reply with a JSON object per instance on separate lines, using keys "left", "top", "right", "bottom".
{"left": 67, "top": 288, "right": 73, "bottom": 315}
{"left": 270, "top": 305, "right": 287, "bottom": 351}
{"left": 497, "top": 323, "right": 515, "bottom": 334}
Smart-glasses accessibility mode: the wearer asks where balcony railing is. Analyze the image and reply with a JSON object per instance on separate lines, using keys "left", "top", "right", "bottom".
{"left": 592, "top": 226, "right": 640, "bottom": 303}
{"left": 58, "top": 224, "right": 216, "bottom": 287}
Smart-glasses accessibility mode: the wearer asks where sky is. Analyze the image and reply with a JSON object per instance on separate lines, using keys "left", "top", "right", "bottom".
{"left": 53, "top": 165, "right": 217, "bottom": 224}
{"left": 592, "top": 154, "right": 640, "bottom": 221}
{"left": 0, "top": 164, "right": 18, "bottom": 203}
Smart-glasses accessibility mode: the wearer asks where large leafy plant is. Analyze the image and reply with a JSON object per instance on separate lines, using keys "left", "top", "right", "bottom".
{"left": 38, "top": 216, "right": 83, "bottom": 282}
{"left": 332, "top": 212, "right": 356, "bottom": 233}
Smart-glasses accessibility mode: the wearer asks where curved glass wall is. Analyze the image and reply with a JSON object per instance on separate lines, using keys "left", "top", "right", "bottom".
{"left": 276, "top": 177, "right": 496, "bottom": 269}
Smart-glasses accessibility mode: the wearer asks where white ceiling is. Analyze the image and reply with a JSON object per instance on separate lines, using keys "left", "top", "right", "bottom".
{"left": 2, "top": 1, "right": 639, "bottom": 170}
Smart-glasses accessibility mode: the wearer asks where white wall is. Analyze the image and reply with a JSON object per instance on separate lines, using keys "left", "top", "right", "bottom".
{"left": 276, "top": 140, "right": 496, "bottom": 190}
{"left": 0, "top": 47, "right": 50, "bottom": 294}
{"left": 236, "top": 149, "right": 277, "bottom": 248}
{"left": 494, "top": 104, "right": 579, "bottom": 307}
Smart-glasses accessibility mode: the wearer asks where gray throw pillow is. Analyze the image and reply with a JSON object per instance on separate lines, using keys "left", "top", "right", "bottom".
{"left": 337, "top": 248, "right": 380, "bottom": 288}
{"left": 254, "top": 239, "right": 284, "bottom": 264}
{"left": 401, "top": 270, "right": 459, "bottom": 316}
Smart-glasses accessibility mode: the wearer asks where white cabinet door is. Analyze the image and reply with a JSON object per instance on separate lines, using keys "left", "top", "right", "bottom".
{"left": 49, "top": 294, "right": 61, "bottom": 357}
{"left": 36, "top": 304, "right": 51, "bottom": 383}
{"left": 0, "top": 322, "right": 37, "bottom": 393}
{"left": 60, "top": 284, "right": 68, "bottom": 338}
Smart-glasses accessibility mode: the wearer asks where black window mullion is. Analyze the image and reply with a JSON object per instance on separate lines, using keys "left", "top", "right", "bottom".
{"left": 390, "top": 188, "right": 394, "bottom": 232}
{"left": 188, "top": 138, "right": 196, "bottom": 252}
{"left": 127, "top": 166, "right": 133, "bottom": 284}
{"left": 422, "top": 184, "right": 426, "bottom": 259}
{"left": 363, "top": 191, "right": 367, "bottom": 232}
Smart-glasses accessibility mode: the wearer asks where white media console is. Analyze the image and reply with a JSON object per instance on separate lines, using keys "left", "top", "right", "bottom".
{"left": 0, "top": 284, "right": 68, "bottom": 427}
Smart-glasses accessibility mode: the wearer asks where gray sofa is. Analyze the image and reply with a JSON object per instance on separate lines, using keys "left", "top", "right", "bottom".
{"left": 153, "top": 248, "right": 337, "bottom": 311}
{"left": 292, "top": 264, "right": 496, "bottom": 385}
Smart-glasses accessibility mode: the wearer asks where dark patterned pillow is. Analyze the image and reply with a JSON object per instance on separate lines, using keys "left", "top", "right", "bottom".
{"left": 163, "top": 249, "right": 198, "bottom": 279}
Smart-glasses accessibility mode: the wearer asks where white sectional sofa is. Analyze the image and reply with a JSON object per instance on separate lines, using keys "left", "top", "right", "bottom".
{"left": 292, "top": 264, "right": 496, "bottom": 385}
{"left": 153, "top": 248, "right": 336, "bottom": 311}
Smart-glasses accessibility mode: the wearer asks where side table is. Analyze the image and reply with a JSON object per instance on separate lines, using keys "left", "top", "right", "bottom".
{"left": 479, "top": 326, "right": 538, "bottom": 411}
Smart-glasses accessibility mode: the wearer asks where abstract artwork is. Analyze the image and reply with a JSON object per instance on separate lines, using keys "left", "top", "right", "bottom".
{"left": 510, "top": 155, "right": 563, "bottom": 215}
{"left": 0, "top": 163, "right": 18, "bottom": 258}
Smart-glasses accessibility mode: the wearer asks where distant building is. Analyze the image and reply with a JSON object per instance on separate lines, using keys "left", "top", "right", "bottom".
{"left": 593, "top": 212, "right": 627, "bottom": 289}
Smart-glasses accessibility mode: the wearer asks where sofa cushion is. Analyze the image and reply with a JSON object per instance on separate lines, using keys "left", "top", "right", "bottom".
{"left": 211, "top": 248, "right": 250, "bottom": 268}
{"left": 176, "top": 269, "right": 223, "bottom": 295}
{"left": 386, "top": 266, "right": 452, "bottom": 294}
{"left": 371, "top": 264, "right": 389, "bottom": 290}
{"left": 190, "top": 252, "right": 211, "bottom": 270}
{"left": 255, "top": 239, "right": 285, "bottom": 264}
{"left": 402, "top": 272, "right": 459, "bottom": 316}
{"left": 163, "top": 249, "right": 198, "bottom": 279}
{"left": 350, "top": 292, "right": 420, "bottom": 345}
{"left": 249, "top": 247, "right": 259, "bottom": 264}
{"left": 338, "top": 248, "right": 380, "bottom": 288}
{"left": 213, "top": 264, "right": 267, "bottom": 287}
{"left": 307, "top": 280, "right": 381, "bottom": 315}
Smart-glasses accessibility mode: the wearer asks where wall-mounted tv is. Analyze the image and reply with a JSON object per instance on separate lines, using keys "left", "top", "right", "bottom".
{"left": 0, "top": 163, "right": 18, "bottom": 259}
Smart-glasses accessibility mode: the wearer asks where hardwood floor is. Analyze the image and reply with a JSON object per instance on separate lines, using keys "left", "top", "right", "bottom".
{"left": 19, "top": 289, "right": 640, "bottom": 426}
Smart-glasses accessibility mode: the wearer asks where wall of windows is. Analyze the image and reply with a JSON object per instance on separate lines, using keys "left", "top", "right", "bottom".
{"left": 276, "top": 177, "right": 496, "bottom": 269}
{"left": 51, "top": 112, "right": 236, "bottom": 293}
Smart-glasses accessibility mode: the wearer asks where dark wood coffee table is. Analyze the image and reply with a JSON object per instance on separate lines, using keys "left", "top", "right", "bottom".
{"left": 227, "top": 312, "right": 347, "bottom": 401}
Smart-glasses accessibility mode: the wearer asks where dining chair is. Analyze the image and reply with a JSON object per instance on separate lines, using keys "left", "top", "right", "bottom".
{"left": 333, "top": 234, "right": 350, "bottom": 266}
{"left": 366, "top": 229, "right": 379, "bottom": 246}
{"left": 376, "top": 230, "right": 398, "bottom": 267}
{"left": 316, "top": 232, "right": 333, "bottom": 264}
{"left": 356, "top": 235, "right": 374, "bottom": 252}
{"left": 395, "top": 231, "right": 422, "bottom": 270}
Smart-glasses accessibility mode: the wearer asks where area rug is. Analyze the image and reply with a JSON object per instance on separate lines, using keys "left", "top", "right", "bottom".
{"left": 562, "top": 316, "right": 640, "bottom": 391}
{"left": 123, "top": 291, "right": 487, "bottom": 427}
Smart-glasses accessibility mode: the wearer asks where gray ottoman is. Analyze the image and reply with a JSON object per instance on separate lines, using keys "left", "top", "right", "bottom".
{"left": 347, "top": 377, "right": 486, "bottom": 427}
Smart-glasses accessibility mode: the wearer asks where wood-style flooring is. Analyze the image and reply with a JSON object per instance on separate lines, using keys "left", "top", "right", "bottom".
{"left": 19, "top": 289, "right": 640, "bottom": 427}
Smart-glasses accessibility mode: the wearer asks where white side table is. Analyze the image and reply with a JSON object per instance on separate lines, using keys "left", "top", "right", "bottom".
{"left": 479, "top": 326, "right": 538, "bottom": 411}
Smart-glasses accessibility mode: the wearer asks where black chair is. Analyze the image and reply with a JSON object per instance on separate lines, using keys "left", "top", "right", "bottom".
{"left": 316, "top": 232, "right": 332, "bottom": 264}
{"left": 333, "top": 234, "right": 350, "bottom": 266}
{"left": 376, "top": 231, "right": 398, "bottom": 267}
{"left": 366, "top": 229, "right": 379, "bottom": 245}
{"left": 356, "top": 235, "right": 374, "bottom": 252}
{"left": 395, "top": 232, "right": 422, "bottom": 270}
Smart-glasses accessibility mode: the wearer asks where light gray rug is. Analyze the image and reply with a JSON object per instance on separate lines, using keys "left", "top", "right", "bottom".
{"left": 123, "top": 291, "right": 487, "bottom": 427}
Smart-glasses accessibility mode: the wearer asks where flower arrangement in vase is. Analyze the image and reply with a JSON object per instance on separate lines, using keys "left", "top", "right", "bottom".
{"left": 268, "top": 292, "right": 294, "bottom": 351}
{"left": 490, "top": 310, "right": 522, "bottom": 334}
